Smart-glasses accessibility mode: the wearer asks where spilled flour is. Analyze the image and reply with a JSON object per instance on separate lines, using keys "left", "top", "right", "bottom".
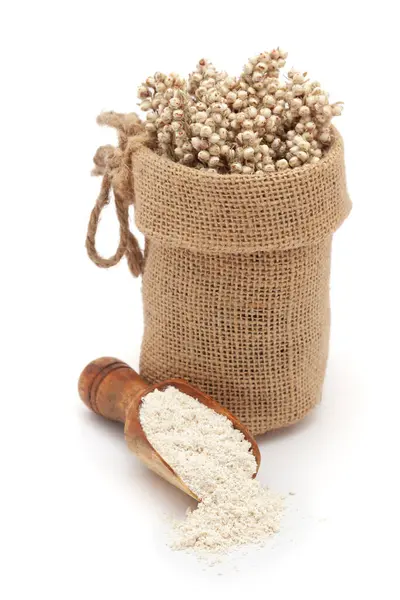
{"left": 140, "top": 386, "right": 283, "bottom": 558}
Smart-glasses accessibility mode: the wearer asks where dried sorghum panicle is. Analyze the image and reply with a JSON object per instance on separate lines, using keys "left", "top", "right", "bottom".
{"left": 138, "top": 49, "right": 342, "bottom": 173}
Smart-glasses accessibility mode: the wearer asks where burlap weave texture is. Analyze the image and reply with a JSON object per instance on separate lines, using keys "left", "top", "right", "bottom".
{"left": 133, "top": 130, "right": 350, "bottom": 434}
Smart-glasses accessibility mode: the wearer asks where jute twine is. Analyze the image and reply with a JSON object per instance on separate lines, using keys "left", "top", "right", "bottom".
{"left": 86, "top": 112, "right": 148, "bottom": 277}
{"left": 87, "top": 116, "right": 351, "bottom": 435}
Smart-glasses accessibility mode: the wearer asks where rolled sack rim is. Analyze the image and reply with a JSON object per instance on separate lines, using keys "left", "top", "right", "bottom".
{"left": 133, "top": 126, "right": 352, "bottom": 254}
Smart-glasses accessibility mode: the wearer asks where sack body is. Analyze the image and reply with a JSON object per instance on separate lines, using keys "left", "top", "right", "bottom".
{"left": 130, "top": 129, "right": 350, "bottom": 435}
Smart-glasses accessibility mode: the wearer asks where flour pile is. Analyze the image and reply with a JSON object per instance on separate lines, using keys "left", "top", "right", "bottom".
{"left": 140, "top": 387, "right": 283, "bottom": 556}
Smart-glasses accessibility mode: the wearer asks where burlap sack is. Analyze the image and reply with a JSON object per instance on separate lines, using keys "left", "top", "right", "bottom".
{"left": 87, "top": 116, "right": 350, "bottom": 435}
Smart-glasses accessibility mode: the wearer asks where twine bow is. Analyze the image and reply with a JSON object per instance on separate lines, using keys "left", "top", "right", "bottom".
{"left": 86, "top": 112, "right": 148, "bottom": 277}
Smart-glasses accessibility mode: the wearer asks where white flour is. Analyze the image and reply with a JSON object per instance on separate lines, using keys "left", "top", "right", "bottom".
{"left": 140, "top": 386, "right": 283, "bottom": 557}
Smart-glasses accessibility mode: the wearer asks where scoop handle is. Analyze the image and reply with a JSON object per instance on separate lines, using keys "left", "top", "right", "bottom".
{"left": 78, "top": 357, "right": 151, "bottom": 423}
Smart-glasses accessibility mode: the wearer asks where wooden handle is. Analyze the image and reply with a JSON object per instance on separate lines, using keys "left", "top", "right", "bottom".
{"left": 78, "top": 357, "right": 151, "bottom": 423}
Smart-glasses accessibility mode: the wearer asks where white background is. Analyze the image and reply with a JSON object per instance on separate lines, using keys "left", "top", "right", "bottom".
{"left": 1, "top": 1, "right": 400, "bottom": 598}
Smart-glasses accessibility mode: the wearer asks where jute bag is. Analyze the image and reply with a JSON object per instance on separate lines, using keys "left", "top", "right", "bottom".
{"left": 87, "top": 112, "right": 351, "bottom": 435}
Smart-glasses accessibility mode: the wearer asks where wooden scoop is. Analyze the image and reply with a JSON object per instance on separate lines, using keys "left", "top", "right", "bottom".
{"left": 78, "top": 357, "right": 261, "bottom": 501}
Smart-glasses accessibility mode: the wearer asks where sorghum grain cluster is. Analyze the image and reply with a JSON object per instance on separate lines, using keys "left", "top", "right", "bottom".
{"left": 138, "top": 49, "right": 343, "bottom": 173}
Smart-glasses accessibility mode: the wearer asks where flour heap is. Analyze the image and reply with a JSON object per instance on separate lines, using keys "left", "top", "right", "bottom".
{"left": 140, "top": 387, "right": 283, "bottom": 556}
